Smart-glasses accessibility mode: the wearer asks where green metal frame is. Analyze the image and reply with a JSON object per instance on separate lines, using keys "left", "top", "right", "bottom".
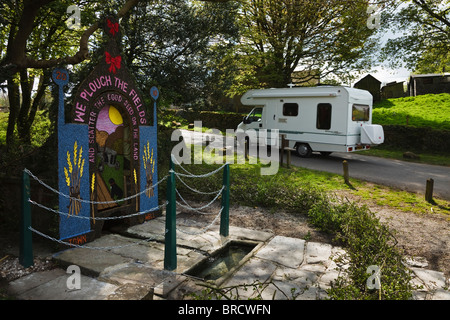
{"left": 164, "top": 158, "right": 177, "bottom": 271}
{"left": 220, "top": 164, "right": 230, "bottom": 237}
{"left": 20, "top": 170, "right": 34, "bottom": 268}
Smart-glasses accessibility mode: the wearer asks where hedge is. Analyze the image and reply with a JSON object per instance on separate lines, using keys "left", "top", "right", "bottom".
{"left": 382, "top": 125, "right": 450, "bottom": 153}
{"left": 173, "top": 110, "right": 246, "bottom": 133}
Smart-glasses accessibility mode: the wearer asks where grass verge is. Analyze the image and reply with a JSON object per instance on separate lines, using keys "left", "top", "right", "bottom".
{"left": 356, "top": 147, "right": 450, "bottom": 167}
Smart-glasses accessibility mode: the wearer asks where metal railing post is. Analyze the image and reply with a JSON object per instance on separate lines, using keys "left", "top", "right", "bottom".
{"left": 20, "top": 170, "right": 34, "bottom": 268}
{"left": 164, "top": 157, "right": 177, "bottom": 271}
{"left": 220, "top": 163, "right": 230, "bottom": 237}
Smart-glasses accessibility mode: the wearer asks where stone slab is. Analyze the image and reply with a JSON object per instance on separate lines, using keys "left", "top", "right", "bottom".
{"left": 259, "top": 280, "right": 304, "bottom": 300}
{"left": 229, "top": 226, "right": 273, "bottom": 242}
{"left": 273, "top": 268, "right": 319, "bottom": 288}
{"left": 318, "top": 269, "right": 341, "bottom": 289}
{"left": 106, "top": 283, "right": 154, "bottom": 300}
{"left": 7, "top": 269, "right": 67, "bottom": 297}
{"left": 8, "top": 221, "right": 448, "bottom": 301}
{"left": 221, "top": 258, "right": 278, "bottom": 299}
{"left": 305, "top": 242, "right": 332, "bottom": 265}
{"left": 99, "top": 262, "right": 167, "bottom": 286}
{"left": 411, "top": 267, "right": 448, "bottom": 290}
{"left": 175, "top": 249, "right": 206, "bottom": 273}
{"left": 11, "top": 273, "right": 118, "bottom": 300}
{"left": 153, "top": 273, "right": 188, "bottom": 298}
{"left": 224, "top": 257, "right": 277, "bottom": 287}
{"left": 430, "top": 289, "right": 450, "bottom": 300}
{"left": 256, "top": 236, "right": 305, "bottom": 268}
{"left": 89, "top": 261, "right": 187, "bottom": 299}
{"left": 53, "top": 248, "right": 132, "bottom": 277}
{"left": 100, "top": 234, "right": 166, "bottom": 265}
{"left": 125, "top": 217, "right": 166, "bottom": 241}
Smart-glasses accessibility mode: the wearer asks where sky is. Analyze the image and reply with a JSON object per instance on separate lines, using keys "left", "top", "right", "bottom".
{"left": 361, "top": 66, "right": 411, "bottom": 86}
{"left": 353, "top": 57, "right": 412, "bottom": 87}
{"left": 353, "top": 28, "right": 412, "bottom": 87}
{"left": 352, "top": 2, "right": 413, "bottom": 87}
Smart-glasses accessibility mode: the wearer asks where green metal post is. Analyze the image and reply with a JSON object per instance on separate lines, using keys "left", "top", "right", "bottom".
{"left": 220, "top": 164, "right": 230, "bottom": 237}
{"left": 19, "top": 170, "right": 33, "bottom": 268}
{"left": 164, "top": 157, "right": 177, "bottom": 271}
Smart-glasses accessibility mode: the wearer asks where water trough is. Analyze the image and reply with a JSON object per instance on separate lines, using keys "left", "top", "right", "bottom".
{"left": 184, "top": 240, "right": 263, "bottom": 286}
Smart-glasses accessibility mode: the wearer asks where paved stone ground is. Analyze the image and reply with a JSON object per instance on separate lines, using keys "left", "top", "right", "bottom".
{"left": 6, "top": 216, "right": 450, "bottom": 300}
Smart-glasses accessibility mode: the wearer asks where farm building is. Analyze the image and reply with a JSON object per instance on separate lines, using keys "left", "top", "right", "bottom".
{"left": 353, "top": 74, "right": 381, "bottom": 102}
{"left": 408, "top": 73, "right": 450, "bottom": 96}
{"left": 381, "top": 81, "right": 406, "bottom": 99}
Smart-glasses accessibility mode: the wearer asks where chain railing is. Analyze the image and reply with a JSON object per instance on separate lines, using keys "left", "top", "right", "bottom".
{"left": 19, "top": 169, "right": 168, "bottom": 267}
{"left": 20, "top": 155, "right": 231, "bottom": 271}
{"left": 23, "top": 168, "right": 168, "bottom": 205}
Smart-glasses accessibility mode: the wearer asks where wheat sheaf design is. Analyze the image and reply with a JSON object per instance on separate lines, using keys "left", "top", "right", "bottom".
{"left": 142, "top": 142, "right": 155, "bottom": 198}
{"left": 63, "top": 141, "right": 85, "bottom": 218}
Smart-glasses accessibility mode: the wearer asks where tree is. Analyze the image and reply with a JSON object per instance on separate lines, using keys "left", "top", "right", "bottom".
{"left": 0, "top": 0, "right": 135, "bottom": 149}
{"left": 0, "top": 0, "right": 100, "bottom": 147}
{"left": 120, "top": 0, "right": 240, "bottom": 106}
{"left": 0, "top": 0, "right": 232, "bottom": 81}
{"left": 0, "top": 0, "right": 231, "bottom": 150}
{"left": 381, "top": 0, "right": 450, "bottom": 73}
{"left": 222, "top": 0, "right": 381, "bottom": 95}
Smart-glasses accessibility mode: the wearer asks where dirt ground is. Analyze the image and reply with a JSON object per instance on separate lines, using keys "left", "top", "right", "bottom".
{"left": 363, "top": 201, "right": 450, "bottom": 277}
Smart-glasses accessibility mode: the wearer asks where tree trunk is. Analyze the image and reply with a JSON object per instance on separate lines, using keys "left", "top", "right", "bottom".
{"left": 18, "top": 70, "right": 50, "bottom": 144}
{"left": 6, "top": 77, "right": 20, "bottom": 150}
{"left": 17, "top": 69, "right": 32, "bottom": 144}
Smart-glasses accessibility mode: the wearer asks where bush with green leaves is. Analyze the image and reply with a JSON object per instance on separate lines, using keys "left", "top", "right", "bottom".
{"left": 308, "top": 197, "right": 415, "bottom": 300}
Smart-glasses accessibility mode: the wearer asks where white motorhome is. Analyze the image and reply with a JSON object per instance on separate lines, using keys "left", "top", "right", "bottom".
{"left": 237, "top": 86, "right": 384, "bottom": 157}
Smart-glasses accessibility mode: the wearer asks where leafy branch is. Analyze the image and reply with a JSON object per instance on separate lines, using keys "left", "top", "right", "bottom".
{"left": 187, "top": 280, "right": 306, "bottom": 300}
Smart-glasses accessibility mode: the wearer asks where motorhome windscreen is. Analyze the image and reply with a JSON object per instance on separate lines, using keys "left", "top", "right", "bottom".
{"left": 317, "top": 103, "right": 332, "bottom": 130}
{"left": 249, "top": 107, "right": 263, "bottom": 121}
{"left": 352, "top": 104, "right": 370, "bottom": 121}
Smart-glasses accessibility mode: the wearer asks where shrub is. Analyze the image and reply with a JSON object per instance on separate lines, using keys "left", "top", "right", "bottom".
{"left": 382, "top": 125, "right": 450, "bottom": 154}
{"left": 173, "top": 109, "right": 245, "bottom": 133}
{"left": 308, "top": 196, "right": 415, "bottom": 300}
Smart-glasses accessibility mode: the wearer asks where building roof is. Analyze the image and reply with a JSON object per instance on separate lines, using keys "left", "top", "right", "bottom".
{"left": 409, "top": 73, "right": 450, "bottom": 78}
{"left": 354, "top": 74, "right": 381, "bottom": 85}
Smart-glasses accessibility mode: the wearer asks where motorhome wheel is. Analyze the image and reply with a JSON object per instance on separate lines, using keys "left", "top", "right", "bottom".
{"left": 296, "top": 143, "right": 312, "bottom": 158}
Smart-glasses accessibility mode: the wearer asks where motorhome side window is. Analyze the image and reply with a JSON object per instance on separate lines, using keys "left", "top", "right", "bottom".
{"left": 283, "top": 103, "right": 298, "bottom": 117}
{"left": 352, "top": 104, "right": 370, "bottom": 122}
{"left": 316, "top": 103, "right": 332, "bottom": 130}
{"left": 249, "top": 107, "right": 262, "bottom": 122}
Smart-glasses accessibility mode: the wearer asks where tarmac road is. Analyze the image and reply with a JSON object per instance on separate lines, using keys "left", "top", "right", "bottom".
{"left": 288, "top": 151, "right": 450, "bottom": 201}
{"left": 178, "top": 129, "right": 450, "bottom": 201}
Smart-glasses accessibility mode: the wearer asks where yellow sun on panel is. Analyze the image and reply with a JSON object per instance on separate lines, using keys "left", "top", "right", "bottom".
{"left": 109, "top": 105, "right": 123, "bottom": 125}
